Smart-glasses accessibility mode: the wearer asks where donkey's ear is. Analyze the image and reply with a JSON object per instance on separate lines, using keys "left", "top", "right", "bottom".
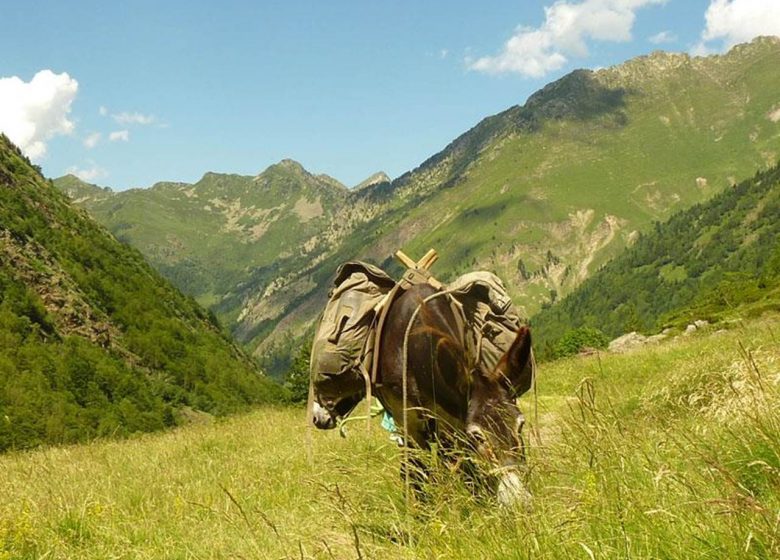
{"left": 497, "top": 326, "right": 533, "bottom": 396}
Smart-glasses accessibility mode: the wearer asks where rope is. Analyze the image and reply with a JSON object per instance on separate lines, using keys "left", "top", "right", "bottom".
{"left": 399, "top": 290, "right": 541, "bottom": 501}
{"left": 308, "top": 273, "right": 540, "bottom": 503}
{"left": 530, "top": 347, "right": 541, "bottom": 446}
{"left": 338, "top": 401, "right": 384, "bottom": 437}
{"left": 305, "top": 345, "right": 316, "bottom": 467}
{"left": 402, "top": 319, "right": 411, "bottom": 505}
{"left": 400, "top": 290, "right": 454, "bottom": 506}
{"left": 361, "top": 361, "right": 373, "bottom": 436}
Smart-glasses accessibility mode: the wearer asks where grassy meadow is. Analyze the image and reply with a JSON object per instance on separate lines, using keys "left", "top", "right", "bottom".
{"left": 1, "top": 315, "right": 778, "bottom": 559}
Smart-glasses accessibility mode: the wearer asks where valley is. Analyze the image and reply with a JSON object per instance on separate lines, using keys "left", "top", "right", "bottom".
{"left": 1, "top": 14, "right": 779, "bottom": 560}
{"left": 56, "top": 37, "right": 780, "bottom": 374}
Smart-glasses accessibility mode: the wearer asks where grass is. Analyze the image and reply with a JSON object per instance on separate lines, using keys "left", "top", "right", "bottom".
{"left": 1, "top": 314, "right": 778, "bottom": 559}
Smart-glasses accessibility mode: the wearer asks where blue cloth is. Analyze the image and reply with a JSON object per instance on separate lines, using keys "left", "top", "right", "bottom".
{"left": 381, "top": 410, "right": 396, "bottom": 433}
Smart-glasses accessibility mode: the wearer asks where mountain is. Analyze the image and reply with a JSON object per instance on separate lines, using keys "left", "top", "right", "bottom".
{"left": 55, "top": 173, "right": 114, "bottom": 203}
{"left": 354, "top": 171, "right": 391, "bottom": 190}
{"left": 360, "top": 37, "right": 780, "bottom": 297}
{"left": 56, "top": 37, "right": 780, "bottom": 374}
{"left": 0, "top": 134, "right": 282, "bottom": 451}
{"left": 531, "top": 161, "right": 780, "bottom": 357}
{"left": 58, "top": 160, "right": 349, "bottom": 310}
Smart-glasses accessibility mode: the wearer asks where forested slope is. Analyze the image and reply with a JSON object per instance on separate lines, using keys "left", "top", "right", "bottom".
{"left": 532, "top": 163, "right": 780, "bottom": 356}
{"left": 0, "top": 135, "right": 282, "bottom": 451}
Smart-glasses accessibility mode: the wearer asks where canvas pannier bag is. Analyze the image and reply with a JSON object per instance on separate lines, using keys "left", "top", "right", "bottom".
{"left": 447, "top": 271, "right": 522, "bottom": 374}
{"left": 310, "top": 261, "right": 395, "bottom": 396}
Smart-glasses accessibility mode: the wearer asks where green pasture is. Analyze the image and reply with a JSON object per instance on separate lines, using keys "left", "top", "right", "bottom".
{"left": 2, "top": 315, "right": 778, "bottom": 559}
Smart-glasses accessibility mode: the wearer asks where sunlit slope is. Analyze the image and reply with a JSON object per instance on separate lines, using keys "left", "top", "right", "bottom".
{"left": 57, "top": 161, "right": 348, "bottom": 308}
{"left": 228, "top": 37, "right": 780, "bottom": 361}
{"left": 532, "top": 161, "right": 780, "bottom": 354}
{"left": 374, "top": 38, "right": 780, "bottom": 314}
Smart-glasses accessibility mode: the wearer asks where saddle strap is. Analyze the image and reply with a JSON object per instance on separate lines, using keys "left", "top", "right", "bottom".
{"left": 368, "top": 258, "right": 445, "bottom": 386}
{"left": 369, "top": 282, "right": 405, "bottom": 385}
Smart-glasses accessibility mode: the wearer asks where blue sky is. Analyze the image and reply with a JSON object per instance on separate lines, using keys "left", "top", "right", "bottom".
{"left": 1, "top": 0, "right": 777, "bottom": 189}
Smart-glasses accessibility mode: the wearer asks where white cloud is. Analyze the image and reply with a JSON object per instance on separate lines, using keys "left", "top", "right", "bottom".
{"left": 0, "top": 70, "right": 78, "bottom": 160}
{"left": 98, "top": 105, "right": 108, "bottom": 116}
{"left": 83, "top": 132, "right": 101, "bottom": 149}
{"left": 467, "top": 0, "right": 666, "bottom": 77}
{"left": 66, "top": 162, "right": 107, "bottom": 182}
{"left": 695, "top": 0, "right": 780, "bottom": 53}
{"left": 112, "top": 111, "right": 156, "bottom": 125}
{"left": 108, "top": 130, "right": 129, "bottom": 142}
{"left": 649, "top": 30, "right": 677, "bottom": 44}
{"left": 439, "top": 49, "right": 449, "bottom": 59}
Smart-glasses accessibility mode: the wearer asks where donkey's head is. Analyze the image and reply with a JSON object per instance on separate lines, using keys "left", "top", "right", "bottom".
{"left": 465, "top": 326, "right": 534, "bottom": 506}
{"left": 310, "top": 374, "right": 365, "bottom": 430}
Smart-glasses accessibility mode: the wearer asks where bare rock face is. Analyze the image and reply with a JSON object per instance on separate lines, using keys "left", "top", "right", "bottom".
{"left": 608, "top": 331, "right": 648, "bottom": 352}
{"left": 684, "top": 320, "right": 710, "bottom": 335}
{"left": 0, "top": 230, "right": 121, "bottom": 348}
{"left": 608, "top": 330, "right": 670, "bottom": 352}
{"left": 354, "top": 171, "right": 391, "bottom": 190}
{"left": 645, "top": 333, "right": 668, "bottom": 344}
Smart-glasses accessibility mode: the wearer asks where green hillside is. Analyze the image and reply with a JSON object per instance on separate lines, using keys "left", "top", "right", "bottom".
{"left": 0, "top": 135, "right": 282, "bottom": 451}
{"left": 57, "top": 38, "right": 780, "bottom": 374}
{"left": 532, "top": 162, "right": 780, "bottom": 357}
{"left": 221, "top": 36, "right": 780, "bottom": 370}
{"left": 366, "top": 38, "right": 780, "bottom": 303}
{"left": 56, "top": 160, "right": 348, "bottom": 309}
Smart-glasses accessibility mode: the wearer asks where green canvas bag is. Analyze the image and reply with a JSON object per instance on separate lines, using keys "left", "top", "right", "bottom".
{"left": 447, "top": 271, "right": 523, "bottom": 374}
{"left": 310, "top": 261, "right": 395, "bottom": 397}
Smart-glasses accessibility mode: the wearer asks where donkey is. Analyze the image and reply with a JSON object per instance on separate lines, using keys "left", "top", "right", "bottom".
{"left": 312, "top": 283, "right": 534, "bottom": 506}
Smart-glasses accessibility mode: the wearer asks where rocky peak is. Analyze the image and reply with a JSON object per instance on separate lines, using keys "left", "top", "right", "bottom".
{"left": 728, "top": 34, "right": 780, "bottom": 52}
{"left": 251, "top": 159, "right": 310, "bottom": 185}
{"left": 522, "top": 69, "right": 627, "bottom": 122}
{"left": 599, "top": 35, "right": 780, "bottom": 87}
{"left": 255, "top": 160, "right": 348, "bottom": 195}
{"left": 315, "top": 173, "right": 348, "bottom": 192}
{"left": 354, "top": 171, "right": 391, "bottom": 190}
{"left": 271, "top": 158, "right": 307, "bottom": 174}
{"left": 54, "top": 174, "right": 113, "bottom": 201}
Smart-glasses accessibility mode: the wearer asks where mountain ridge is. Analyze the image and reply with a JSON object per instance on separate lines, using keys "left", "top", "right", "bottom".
{"left": 354, "top": 171, "right": 391, "bottom": 190}
{"left": 56, "top": 37, "right": 780, "bottom": 375}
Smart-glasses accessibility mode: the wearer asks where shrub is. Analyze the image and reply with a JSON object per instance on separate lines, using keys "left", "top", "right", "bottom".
{"left": 553, "top": 326, "right": 609, "bottom": 358}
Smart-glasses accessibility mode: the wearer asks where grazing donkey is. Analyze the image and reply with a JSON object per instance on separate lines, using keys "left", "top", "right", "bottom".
{"left": 313, "top": 281, "right": 535, "bottom": 506}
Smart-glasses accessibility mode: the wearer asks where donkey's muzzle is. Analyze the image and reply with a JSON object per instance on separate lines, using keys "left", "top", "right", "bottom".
{"left": 312, "top": 401, "right": 337, "bottom": 430}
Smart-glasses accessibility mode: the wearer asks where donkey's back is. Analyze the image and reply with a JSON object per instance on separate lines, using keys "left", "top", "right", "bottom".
{"left": 377, "top": 283, "right": 471, "bottom": 445}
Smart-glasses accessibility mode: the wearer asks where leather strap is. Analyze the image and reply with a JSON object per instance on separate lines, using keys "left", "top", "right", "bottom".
{"left": 369, "top": 282, "right": 405, "bottom": 385}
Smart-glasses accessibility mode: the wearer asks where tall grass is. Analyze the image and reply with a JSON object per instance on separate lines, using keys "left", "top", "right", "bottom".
{"left": 1, "top": 316, "right": 778, "bottom": 559}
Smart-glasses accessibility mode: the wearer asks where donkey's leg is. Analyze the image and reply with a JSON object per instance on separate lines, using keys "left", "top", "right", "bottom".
{"left": 400, "top": 451, "right": 429, "bottom": 502}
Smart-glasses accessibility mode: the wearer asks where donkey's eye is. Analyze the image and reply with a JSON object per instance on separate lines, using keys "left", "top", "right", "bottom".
{"left": 467, "top": 425, "right": 488, "bottom": 446}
